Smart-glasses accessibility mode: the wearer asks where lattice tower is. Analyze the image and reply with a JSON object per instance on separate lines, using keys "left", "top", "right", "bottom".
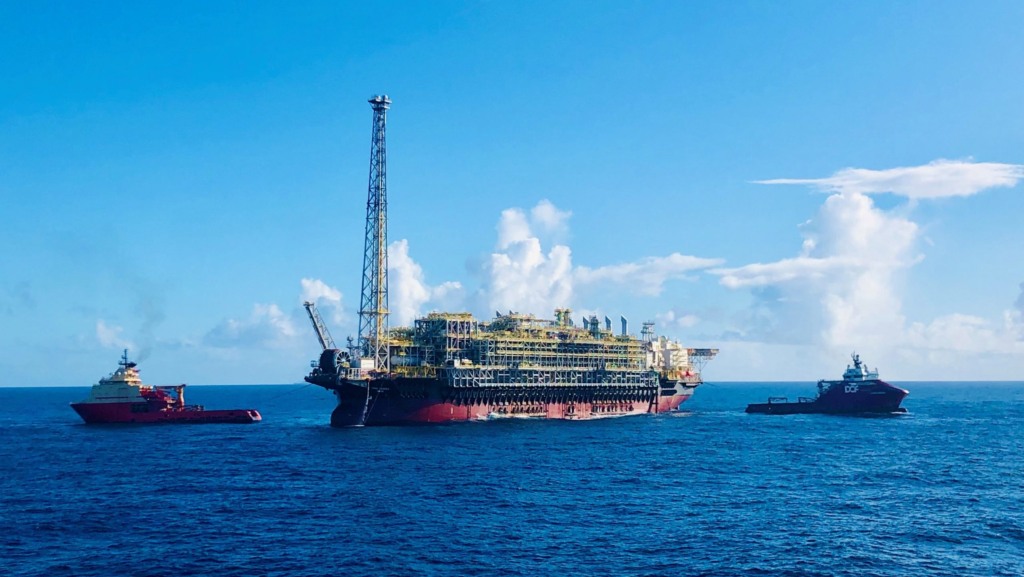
{"left": 358, "top": 95, "right": 391, "bottom": 371}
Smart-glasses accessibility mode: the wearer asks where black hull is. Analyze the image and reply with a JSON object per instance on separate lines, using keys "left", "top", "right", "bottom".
{"left": 746, "top": 379, "right": 908, "bottom": 415}
{"left": 745, "top": 403, "right": 908, "bottom": 415}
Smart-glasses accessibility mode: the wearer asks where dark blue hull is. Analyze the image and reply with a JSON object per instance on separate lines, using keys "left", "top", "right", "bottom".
{"left": 746, "top": 379, "right": 908, "bottom": 415}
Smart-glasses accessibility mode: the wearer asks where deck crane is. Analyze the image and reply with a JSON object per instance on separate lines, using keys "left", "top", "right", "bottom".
{"left": 303, "top": 301, "right": 337, "bottom": 351}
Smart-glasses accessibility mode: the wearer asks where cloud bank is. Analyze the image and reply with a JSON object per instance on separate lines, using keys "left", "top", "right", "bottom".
{"left": 482, "top": 199, "right": 721, "bottom": 318}
{"left": 578, "top": 253, "right": 724, "bottom": 296}
{"left": 714, "top": 191, "right": 919, "bottom": 347}
{"left": 721, "top": 159, "right": 1024, "bottom": 360}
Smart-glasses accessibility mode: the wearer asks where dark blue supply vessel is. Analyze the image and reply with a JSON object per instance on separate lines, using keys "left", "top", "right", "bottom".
{"left": 746, "top": 353, "right": 908, "bottom": 415}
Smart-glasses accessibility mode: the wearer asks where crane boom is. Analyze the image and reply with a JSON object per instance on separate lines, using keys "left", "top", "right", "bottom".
{"left": 303, "top": 301, "right": 337, "bottom": 351}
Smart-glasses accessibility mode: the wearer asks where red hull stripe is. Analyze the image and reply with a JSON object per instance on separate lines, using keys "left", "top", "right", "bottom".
{"left": 331, "top": 392, "right": 694, "bottom": 426}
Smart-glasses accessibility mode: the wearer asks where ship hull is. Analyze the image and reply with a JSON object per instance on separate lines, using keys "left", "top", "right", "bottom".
{"left": 71, "top": 402, "right": 261, "bottom": 424}
{"left": 311, "top": 375, "right": 695, "bottom": 427}
{"left": 746, "top": 380, "right": 908, "bottom": 415}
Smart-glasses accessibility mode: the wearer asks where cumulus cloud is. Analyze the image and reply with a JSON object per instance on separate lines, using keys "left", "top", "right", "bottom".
{"left": 300, "top": 278, "right": 344, "bottom": 324}
{"left": 204, "top": 304, "right": 298, "bottom": 348}
{"left": 96, "top": 320, "right": 135, "bottom": 350}
{"left": 577, "top": 253, "right": 724, "bottom": 296}
{"left": 496, "top": 207, "right": 533, "bottom": 249}
{"left": 482, "top": 200, "right": 719, "bottom": 317}
{"left": 531, "top": 199, "right": 572, "bottom": 237}
{"left": 719, "top": 159, "right": 1024, "bottom": 361}
{"left": 714, "top": 187, "right": 920, "bottom": 348}
{"left": 716, "top": 191, "right": 917, "bottom": 348}
{"left": 200, "top": 279, "right": 345, "bottom": 353}
{"left": 484, "top": 201, "right": 576, "bottom": 316}
{"left": 430, "top": 281, "right": 465, "bottom": 313}
{"left": 486, "top": 232, "right": 574, "bottom": 316}
{"left": 388, "top": 239, "right": 464, "bottom": 326}
{"left": 300, "top": 278, "right": 341, "bottom": 307}
{"left": 756, "top": 159, "right": 1024, "bottom": 199}
{"left": 656, "top": 309, "right": 701, "bottom": 330}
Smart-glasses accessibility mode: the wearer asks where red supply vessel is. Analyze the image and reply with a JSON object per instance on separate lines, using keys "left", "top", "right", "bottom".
{"left": 71, "top": 350, "right": 261, "bottom": 424}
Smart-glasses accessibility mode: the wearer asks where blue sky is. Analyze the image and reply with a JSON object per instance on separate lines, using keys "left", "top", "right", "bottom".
{"left": 2, "top": 1, "right": 1023, "bottom": 386}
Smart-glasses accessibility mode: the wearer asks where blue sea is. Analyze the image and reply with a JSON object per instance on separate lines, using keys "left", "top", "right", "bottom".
{"left": 1, "top": 382, "right": 1022, "bottom": 576}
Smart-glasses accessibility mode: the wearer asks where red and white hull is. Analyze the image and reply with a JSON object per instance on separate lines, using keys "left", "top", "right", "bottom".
{"left": 72, "top": 351, "right": 261, "bottom": 425}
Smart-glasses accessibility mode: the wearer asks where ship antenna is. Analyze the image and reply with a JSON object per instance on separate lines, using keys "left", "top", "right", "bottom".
{"left": 358, "top": 95, "right": 391, "bottom": 372}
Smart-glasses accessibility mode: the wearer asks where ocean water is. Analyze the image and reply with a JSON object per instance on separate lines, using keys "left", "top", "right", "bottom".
{"left": 1, "top": 381, "right": 1022, "bottom": 577}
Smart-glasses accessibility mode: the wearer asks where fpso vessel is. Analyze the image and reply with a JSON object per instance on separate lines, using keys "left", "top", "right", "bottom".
{"left": 305, "top": 309, "right": 717, "bottom": 426}
{"left": 305, "top": 95, "right": 717, "bottom": 426}
{"left": 71, "top": 350, "right": 262, "bottom": 424}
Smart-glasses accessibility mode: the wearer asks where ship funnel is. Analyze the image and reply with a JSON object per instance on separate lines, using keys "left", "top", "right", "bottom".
{"left": 605, "top": 316, "right": 611, "bottom": 331}
{"left": 621, "top": 316, "right": 628, "bottom": 336}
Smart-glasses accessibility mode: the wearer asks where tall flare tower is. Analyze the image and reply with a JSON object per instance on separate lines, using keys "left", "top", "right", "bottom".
{"left": 358, "top": 95, "right": 391, "bottom": 371}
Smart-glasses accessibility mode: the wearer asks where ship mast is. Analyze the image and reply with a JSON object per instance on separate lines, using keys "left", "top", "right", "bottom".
{"left": 358, "top": 95, "right": 391, "bottom": 372}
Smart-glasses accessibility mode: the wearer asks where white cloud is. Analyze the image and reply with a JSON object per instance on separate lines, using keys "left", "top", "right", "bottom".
{"left": 888, "top": 308, "right": 1024, "bottom": 378}
{"left": 657, "top": 309, "right": 701, "bottom": 330}
{"left": 530, "top": 199, "right": 572, "bottom": 236}
{"left": 714, "top": 191, "right": 919, "bottom": 348}
{"left": 716, "top": 160, "right": 1024, "bottom": 370}
{"left": 388, "top": 239, "right": 464, "bottom": 326}
{"left": 715, "top": 189, "right": 920, "bottom": 291}
{"left": 300, "top": 278, "right": 344, "bottom": 324}
{"left": 430, "top": 280, "right": 465, "bottom": 312}
{"left": 484, "top": 201, "right": 576, "bottom": 316}
{"left": 756, "top": 159, "right": 1024, "bottom": 199}
{"left": 715, "top": 256, "right": 844, "bottom": 289}
{"left": 300, "top": 278, "right": 341, "bottom": 306}
{"left": 483, "top": 200, "right": 719, "bottom": 317}
{"left": 496, "top": 207, "right": 533, "bottom": 249}
{"left": 486, "top": 235, "right": 574, "bottom": 317}
{"left": 96, "top": 320, "right": 135, "bottom": 350}
{"left": 905, "top": 313, "right": 1016, "bottom": 355}
{"left": 204, "top": 303, "right": 297, "bottom": 349}
{"left": 578, "top": 253, "right": 724, "bottom": 296}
